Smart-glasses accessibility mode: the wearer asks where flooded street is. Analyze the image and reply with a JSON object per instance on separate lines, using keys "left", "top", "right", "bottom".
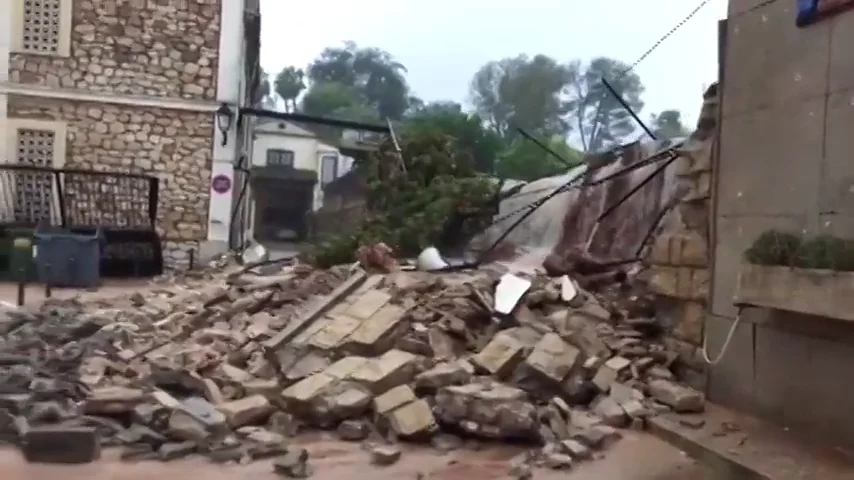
{"left": 0, "top": 432, "right": 714, "bottom": 480}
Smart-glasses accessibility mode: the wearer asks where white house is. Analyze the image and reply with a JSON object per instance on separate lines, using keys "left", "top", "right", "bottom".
{"left": 244, "top": 119, "right": 352, "bottom": 241}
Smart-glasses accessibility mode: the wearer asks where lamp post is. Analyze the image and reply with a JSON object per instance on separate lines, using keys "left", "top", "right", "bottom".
{"left": 215, "top": 103, "right": 234, "bottom": 147}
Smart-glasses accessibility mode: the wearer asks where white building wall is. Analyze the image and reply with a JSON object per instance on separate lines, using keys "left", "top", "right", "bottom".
{"left": 204, "top": 0, "right": 246, "bottom": 256}
{"left": 0, "top": 0, "right": 11, "bottom": 161}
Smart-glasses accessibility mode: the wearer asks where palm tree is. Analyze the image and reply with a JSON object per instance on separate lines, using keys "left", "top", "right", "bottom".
{"left": 274, "top": 67, "right": 306, "bottom": 113}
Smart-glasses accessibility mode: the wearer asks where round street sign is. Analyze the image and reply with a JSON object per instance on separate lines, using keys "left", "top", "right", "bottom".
{"left": 211, "top": 174, "right": 232, "bottom": 194}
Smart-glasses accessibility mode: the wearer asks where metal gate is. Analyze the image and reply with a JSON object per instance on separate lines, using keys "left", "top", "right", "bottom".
{"left": 0, "top": 164, "right": 162, "bottom": 278}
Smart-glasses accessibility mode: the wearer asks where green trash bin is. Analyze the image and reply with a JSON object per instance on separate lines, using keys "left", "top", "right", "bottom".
{"left": 9, "top": 236, "right": 36, "bottom": 283}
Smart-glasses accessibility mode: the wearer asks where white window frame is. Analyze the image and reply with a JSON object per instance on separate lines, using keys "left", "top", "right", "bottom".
{"left": 319, "top": 154, "right": 338, "bottom": 186}
{"left": 3, "top": 119, "right": 67, "bottom": 224}
{"left": 266, "top": 149, "right": 295, "bottom": 168}
{"left": 10, "top": 0, "right": 74, "bottom": 57}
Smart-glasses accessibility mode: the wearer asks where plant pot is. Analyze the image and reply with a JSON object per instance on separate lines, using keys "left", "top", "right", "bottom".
{"left": 735, "top": 264, "right": 854, "bottom": 322}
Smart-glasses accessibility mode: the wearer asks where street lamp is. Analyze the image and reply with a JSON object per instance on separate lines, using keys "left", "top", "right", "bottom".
{"left": 215, "top": 103, "right": 234, "bottom": 147}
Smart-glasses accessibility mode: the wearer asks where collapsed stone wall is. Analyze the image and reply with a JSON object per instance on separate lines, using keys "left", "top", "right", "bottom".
{"left": 643, "top": 84, "right": 718, "bottom": 389}
{"left": 7, "top": 95, "right": 213, "bottom": 268}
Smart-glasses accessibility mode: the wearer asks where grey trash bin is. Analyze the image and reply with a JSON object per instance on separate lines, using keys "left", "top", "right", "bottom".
{"left": 34, "top": 228, "right": 102, "bottom": 289}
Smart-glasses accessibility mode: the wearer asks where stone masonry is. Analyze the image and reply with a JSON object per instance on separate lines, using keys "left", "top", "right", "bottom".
{"left": 8, "top": 95, "right": 213, "bottom": 267}
{"left": 9, "top": 0, "right": 220, "bottom": 100}
{"left": 6, "top": 0, "right": 223, "bottom": 269}
{"left": 643, "top": 85, "right": 718, "bottom": 389}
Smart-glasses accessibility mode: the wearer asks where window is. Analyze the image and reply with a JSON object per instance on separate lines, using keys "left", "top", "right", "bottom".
{"left": 266, "top": 149, "right": 294, "bottom": 167}
{"left": 4, "top": 120, "right": 67, "bottom": 224}
{"left": 11, "top": 0, "right": 72, "bottom": 56}
{"left": 320, "top": 154, "right": 338, "bottom": 185}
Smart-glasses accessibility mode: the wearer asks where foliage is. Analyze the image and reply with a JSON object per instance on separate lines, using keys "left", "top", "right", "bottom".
{"left": 306, "top": 41, "right": 411, "bottom": 119}
{"left": 745, "top": 230, "right": 854, "bottom": 271}
{"left": 403, "top": 101, "right": 504, "bottom": 174}
{"left": 274, "top": 66, "right": 306, "bottom": 112}
{"left": 470, "top": 54, "right": 573, "bottom": 140}
{"left": 744, "top": 230, "right": 803, "bottom": 266}
{"left": 495, "top": 135, "right": 583, "bottom": 181}
{"left": 650, "top": 110, "right": 688, "bottom": 139}
{"left": 564, "top": 57, "right": 645, "bottom": 152}
{"left": 301, "top": 82, "right": 369, "bottom": 119}
{"left": 310, "top": 130, "right": 499, "bottom": 268}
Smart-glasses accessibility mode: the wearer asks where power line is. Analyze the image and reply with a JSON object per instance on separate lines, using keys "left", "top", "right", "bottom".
{"left": 619, "top": 0, "right": 781, "bottom": 79}
{"left": 618, "top": 0, "right": 716, "bottom": 78}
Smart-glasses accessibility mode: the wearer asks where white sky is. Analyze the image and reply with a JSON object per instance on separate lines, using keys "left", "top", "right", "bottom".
{"left": 259, "top": 0, "right": 728, "bottom": 127}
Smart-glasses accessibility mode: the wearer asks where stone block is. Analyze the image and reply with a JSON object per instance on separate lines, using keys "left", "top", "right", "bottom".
{"left": 560, "top": 439, "right": 591, "bottom": 459}
{"left": 471, "top": 332, "right": 525, "bottom": 379}
{"left": 524, "top": 332, "right": 582, "bottom": 383}
{"left": 673, "top": 301, "right": 705, "bottom": 345}
{"left": 22, "top": 426, "right": 100, "bottom": 464}
{"left": 385, "top": 398, "right": 437, "bottom": 439}
{"left": 373, "top": 385, "right": 416, "bottom": 416}
{"left": 167, "top": 410, "right": 210, "bottom": 443}
{"left": 345, "top": 289, "right": 391, "bottom": 319}
{"left": 308, "top": 315, "right": 363, "bottom": 350}
{"left": 648, "top": 379, "right": 705, "bottom": 413}
{"left": 218, "top": 394, "right": 273, "bottom": 428}
{"left": 309, "top": 382, "right": 373, "bottom": 424}
{"left": 179, "top": 397, "right": 228, "bottom": 433}
{"left": 323, "top": 356, "right": 369, "bottom": 379}
{"left": 649, "top": 235, "right": 671, "bottom": 265}
{"left": 434, "top": 383, "right": 539, "bottom": 440}
{"left": 415, "top": 361, "right": 472, "bottom": 391}
{"left": 668, "top": 235, "right": 683, "bottom": 265}
{"left": 677, "top": 267, "right": 694, "bottom": 299}
{"left": 679, "top": 231, "right": 708, "bottom": 267}
{"left": 291, "top": 316, "right": 332, "bottom": 346}
{"left": 592, "top": 396, "right": 627, "bottom": 427}
{"left": 349, "top": 349, "right": 417, "bottom": 393}
{"left": 692, "top": 268, "right": 710, "bottom": 301}
{"left": 81, "top": 387, "right": 147, "bottom": 414}
{"left": 281, "top": 373, "right": 337, "bottom": 407}
{"left": 344, "top": 304, "right": 408, "bottom": 355}
{"left": 648, "top": 266, "right": 678, "bottom": 297}
{"left": 371, "top": 445, "right": 402, "bottom": 465}
{"left": 591, "top": 356, "right": 631, "bottom": 392}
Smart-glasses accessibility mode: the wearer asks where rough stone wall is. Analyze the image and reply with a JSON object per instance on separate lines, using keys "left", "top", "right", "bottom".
{"left": 8, "top": 95, "right": 212, "bottom": 267}
{"left": 9, "top": 0, "right": 220, "bottom": 100}
{"left": 644, "top": 85, "right": 718, "bottom": 389}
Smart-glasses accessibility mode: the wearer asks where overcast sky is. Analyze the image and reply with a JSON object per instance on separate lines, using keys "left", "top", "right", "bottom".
{"left": 259, "top": 0, "right": 727, "bottom": 128}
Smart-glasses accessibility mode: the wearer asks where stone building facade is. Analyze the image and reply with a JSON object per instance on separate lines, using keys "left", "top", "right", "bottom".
{"left": 0, "top": 0, "right": 260, "bottom": 269}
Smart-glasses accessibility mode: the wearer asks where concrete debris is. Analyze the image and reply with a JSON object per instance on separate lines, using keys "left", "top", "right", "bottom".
{"left": 0, "top": 257, "right": 708, "bottom": 473}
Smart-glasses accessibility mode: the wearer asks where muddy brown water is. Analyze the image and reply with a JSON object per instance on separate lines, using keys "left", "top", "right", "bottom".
{"left": 0, "top": 432, "right": 715, "bottom": 480}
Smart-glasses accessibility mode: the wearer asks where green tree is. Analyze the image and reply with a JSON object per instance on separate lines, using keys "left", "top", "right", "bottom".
{"left": 300, "top": 82, "right": 365, "bottom": 117}
{"left": 307, "top": 42, "right": 410, "bottom": 119}
{"left": 274, "top": 66, "right": 306, "bottom": 112}
{"left": 495, "top": 135, "right": 583, "bottom": 181}
{"left": 565, "top": 57, "right": 645, "bottom": 152}
{"left": 650, "top": 109, "right": 688, "bottom": 139}
{"left": 404, "top": 101, "right": 504, "bottom": 174}
{"left": 469, "top": 54, "right": 572, "bottom": 140}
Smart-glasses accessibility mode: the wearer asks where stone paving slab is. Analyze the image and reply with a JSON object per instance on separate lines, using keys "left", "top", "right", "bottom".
{"left": 648, "top": 403, "right": 854, "bottom": 480}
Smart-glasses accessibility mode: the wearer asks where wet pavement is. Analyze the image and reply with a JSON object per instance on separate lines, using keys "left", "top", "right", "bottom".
{"left": 0, "top": 432, "right": 715, "bottom": 480}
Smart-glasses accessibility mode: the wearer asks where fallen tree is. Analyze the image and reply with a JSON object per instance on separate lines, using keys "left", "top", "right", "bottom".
{"left": 309, "top": 130, "right": 501, "bottom": 267}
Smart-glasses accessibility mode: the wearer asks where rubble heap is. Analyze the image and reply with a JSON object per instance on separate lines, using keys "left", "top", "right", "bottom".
{"left": 0, "top": 262, "right": 706, "bottom": 477}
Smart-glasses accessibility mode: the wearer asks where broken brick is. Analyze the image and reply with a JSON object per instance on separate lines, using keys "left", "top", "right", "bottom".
{"left": 22, "top": 426, "right": 101, "bottom": 464}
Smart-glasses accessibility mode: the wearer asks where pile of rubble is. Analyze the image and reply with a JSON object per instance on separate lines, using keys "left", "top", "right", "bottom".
{"left": 0, "top": 260, "right": 705, "bottom": 477}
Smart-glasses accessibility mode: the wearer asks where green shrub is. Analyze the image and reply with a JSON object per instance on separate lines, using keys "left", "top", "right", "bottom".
{"left": 744, "top": 230, "right": 854, "bottom": 271}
